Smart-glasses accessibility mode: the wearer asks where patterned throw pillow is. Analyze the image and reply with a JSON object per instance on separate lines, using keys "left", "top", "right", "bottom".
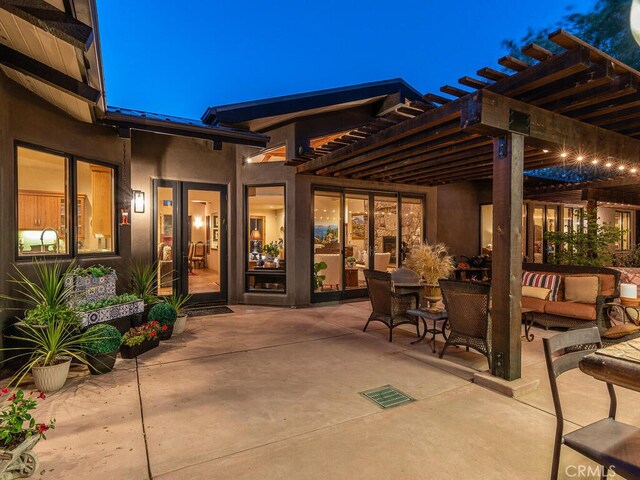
{"left": 522, "top": 271, "right": 562, "bottom": 302}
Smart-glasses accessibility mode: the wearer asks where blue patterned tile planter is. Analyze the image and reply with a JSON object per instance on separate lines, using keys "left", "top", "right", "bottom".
{"left": 79, "top": 300, "right": 144, "bottom": 328}
{"left": 66, "top": 273, "right": 117, "bottom": 305}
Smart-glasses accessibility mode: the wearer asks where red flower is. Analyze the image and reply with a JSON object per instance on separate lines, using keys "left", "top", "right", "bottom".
{"left": 37, "top": 424, "right": 49, "bottom": 434}
{"left": 148, "top": 331, "right": 156, "bottom": 338}
{"left": 8, "top": 394, "right": 16, "bottom": 402}
{"left": 0, "top": 388, "right": 9, "bottom": 397}
{"left": 37, "top": 392, "right": 46, "bottom": 400}
{"left": 161, "top": 325, "right": 168, "bottom": 331}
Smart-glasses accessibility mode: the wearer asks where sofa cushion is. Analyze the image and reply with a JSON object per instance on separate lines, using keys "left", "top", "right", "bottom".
{"left": 565, "top": 276, "right": 600, "bottom": 304}
{"left": 522, "top": 296, "right": 548, "bottom": 313}
{"left": 566, "top": 273, "right": 616, "bottom": 297}
{"left": 602, "top": 323, "right": 640, "bottom": 339}
{"left": 522, "top": 271, "right": 562, "bottom": 301}
{"left": 522, "top": 285, "right": 551, "bottom": 300}
{"left": 544, "top": 301, "right": 597, "bottom": 321}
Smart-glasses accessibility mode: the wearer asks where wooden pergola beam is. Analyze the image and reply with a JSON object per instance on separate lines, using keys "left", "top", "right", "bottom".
{"left": 461, "top": 89, "right": 640, "bottom": 163}
{"left": 0, "top": 43, "right": 100, "bottom": 102}
{"left": 525, "top": 175, "right": 640, "bottom": 194}
{"left": 581, "top": 188, "right": 640, "bottom": 206}
{"left": 0, "top": 0, "right": 94, "bottom": 51}
{"left": 297, "top": 98, "right": 464, "bottom": 174}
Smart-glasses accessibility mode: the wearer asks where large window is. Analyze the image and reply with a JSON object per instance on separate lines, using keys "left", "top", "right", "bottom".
{"left": 77, "top": 161, "right": 115, "bottom": 253}
{"left": 615, "top": 211, "right": 631, "bottom": 250}
{"left": 246, "top": 185, "right": 286, "bottom": 292}
{"left": 480, "top": 204, "right": 527, "bottom": 259}
{"left": 16, "top": 145, "right": 115, "bottom": 258}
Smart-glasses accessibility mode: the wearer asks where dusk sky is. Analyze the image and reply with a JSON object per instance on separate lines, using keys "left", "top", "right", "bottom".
{"left": 96, "top": 1, "right": 596, "bottom": 120}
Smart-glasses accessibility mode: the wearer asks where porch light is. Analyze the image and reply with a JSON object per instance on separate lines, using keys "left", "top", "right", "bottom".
{"left": 133, "top": 190, "right": 145, "bottom": 213}
{"left": 632, "top": 0, "right": 640, "bottom": 46}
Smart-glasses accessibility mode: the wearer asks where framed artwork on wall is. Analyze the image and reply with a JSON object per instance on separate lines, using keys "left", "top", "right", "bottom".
{"left": 350, "top": 213, "right": 367, "bottom": 240}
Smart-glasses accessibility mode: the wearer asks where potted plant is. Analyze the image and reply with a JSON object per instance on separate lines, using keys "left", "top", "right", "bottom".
{"left": 0, "top": 389, "right": 55, "bottom": 478}
{"left": 262, "top": 242, "right": 280, "bottom": 267}
{"left": 120, "top": 322, "right": 161, "bottom": 359}
{"left": 3, "top": 312, "right": 105, "bottom": 392}
{"left": 66, "top": 264, "right": 116, "bottom": 305}
{"left": 345, "top": 257, "right": 357, "bottom": 268}
{"left": 82, "top": 324, "right": 122, "bottom": 375}
{"left": 313, "top": 261, "right": 327, "bottom": 290}
{"left": 129, "top": 262, "right": 159, "bottom": 322}
{"left": 405, "top": 243, "right": 455, "bottom": 311}
{"left": 162, "top": 293, "right": 192, "bottom": 335}
{"left": 148, "top": 303, "right": 177, "bottom": 341}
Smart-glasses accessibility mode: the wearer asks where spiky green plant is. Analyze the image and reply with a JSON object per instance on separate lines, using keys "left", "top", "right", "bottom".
{"left": 3, "top": 311, "right": 109, "bottom": 388}
{"left": 1, "top": 261, "right": 76, "bottom": 320}
{"left": 162, "top": 292, "right": 192, "bottom": 316}
{"left": 129, "top": 261, "right": 158, "bottom": 304}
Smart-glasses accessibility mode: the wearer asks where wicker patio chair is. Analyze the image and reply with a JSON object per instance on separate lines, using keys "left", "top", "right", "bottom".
{"left": 363, "top": 270, "right": 420, "bottom": 342}
{"left": 438, "top": 279, "right": 492, "bottom": 368}
{"left": 543, "top": 328, "right": 640, "bottom": 480}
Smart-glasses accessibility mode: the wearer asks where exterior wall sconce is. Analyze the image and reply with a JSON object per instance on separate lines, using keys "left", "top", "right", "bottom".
{"left": 133, "top": 190, "right": 145, "bottom": 213}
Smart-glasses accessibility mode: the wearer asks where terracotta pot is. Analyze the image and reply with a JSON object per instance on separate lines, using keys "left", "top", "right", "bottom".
{"left": 173, "top": 314, "right": 187, "bottom": 335}
{"left": 32, "top": 357, "right": 71, "bottom": 392}
{"left": 422, "top": 284, "right": 442, "bottom": 311}
{"left": 158, "top": 324, "right": 174, "bottom": 341}
{"left": 120, "top": 338, "right": 160, "bottom": 359}
{"left": 87, "top": 350, "right": 117, "bottom": 375}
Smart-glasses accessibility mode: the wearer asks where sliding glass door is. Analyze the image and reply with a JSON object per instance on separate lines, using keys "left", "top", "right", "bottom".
{"left": 312, "top": 187, "right": 425, "bottom": 302}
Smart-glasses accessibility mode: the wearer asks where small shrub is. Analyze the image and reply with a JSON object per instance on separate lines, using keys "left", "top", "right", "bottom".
{"left": 76, "top": 293, "right": 139, "bottom": 312}
{"left": 23, "top": 304, "right": 79, "bottom": 326}
{"left": 83, "top": 324, "right": 122, "bottom": 356}
{"left": 122, "top": 322, "right": 160, "bottom": 347}
{"left": 71, "top": 265, "right": 115, "bottom": 278}
{"left": 148, "top": 303, "right": 177, "bottom": 326}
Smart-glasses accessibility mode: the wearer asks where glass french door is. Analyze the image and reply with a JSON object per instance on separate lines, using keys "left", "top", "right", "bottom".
{"left": 312, "top": 188, "right": 424, "bottom": 302}
{"left": 154, "top": 180, "right": 227, "bottom": 304}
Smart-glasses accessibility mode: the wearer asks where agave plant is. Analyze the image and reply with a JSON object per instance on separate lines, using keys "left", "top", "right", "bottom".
{"left": 129, "top": 261, "right": 159, "bottom": 304}
{"left": 162, "top": 292, "right": 192, "bottom": 316}
{"left": 3, "top": 312, "right": 107, "bottom": 388}
{"left": 1, "top": 261, "right": 77, "bottom": 325}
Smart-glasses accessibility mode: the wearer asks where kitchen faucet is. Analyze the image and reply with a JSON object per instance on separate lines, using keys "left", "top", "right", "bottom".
{"left": 40, "top": 228, "right": 59, "bottom": 254}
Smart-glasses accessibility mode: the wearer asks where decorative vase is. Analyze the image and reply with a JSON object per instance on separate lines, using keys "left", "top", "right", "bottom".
{"left": 32, "top": 357, "right": 71, "bottom": 392}
{"left": 173, "top": 314, "right": 187, "bottom": 335}
{"left": 86, "top": 350, "right": 118, "bottom": 375}
{"left": 159, "top": 325, "right": 174, "bottom": 341}
{"left": 422, "top": 284, "right": 442, "bottom": 312}
{"left": 120, "top": 338, "right": 160, "bottom": 359}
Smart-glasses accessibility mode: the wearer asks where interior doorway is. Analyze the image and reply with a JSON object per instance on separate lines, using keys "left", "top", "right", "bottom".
{"left": 154, "top": 180, "right": 227, "bottom": 304}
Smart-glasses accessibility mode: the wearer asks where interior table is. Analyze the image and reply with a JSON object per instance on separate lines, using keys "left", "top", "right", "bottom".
{"left": 579, "top": 337, "right": 640, "bottom": 393}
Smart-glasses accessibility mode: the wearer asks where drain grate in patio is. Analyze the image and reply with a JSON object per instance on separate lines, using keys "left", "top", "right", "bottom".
{"left": 360, "top": 385, "right": 414, "bottom": 409}
{"left": 186, "top": 306, "right": 234, "bottom": 317}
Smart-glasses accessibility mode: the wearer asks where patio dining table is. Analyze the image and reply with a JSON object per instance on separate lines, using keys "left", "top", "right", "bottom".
{"left": 579, "top": 337, "right": 640, "bottom": 393}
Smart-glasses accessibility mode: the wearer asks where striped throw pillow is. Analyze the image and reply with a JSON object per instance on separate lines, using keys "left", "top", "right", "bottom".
{"left": 522, "top": 271, "right": 562, "bottom": 302}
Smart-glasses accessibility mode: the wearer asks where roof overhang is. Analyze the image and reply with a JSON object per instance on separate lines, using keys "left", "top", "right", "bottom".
{"left": 0, "top": 0, "right": 106, "bottom": 121}
{"left": 201, "top": 78, "right": 423, "bottom": 131}
{"left": 103, "top": 108, "right": 269, "bottom": 147}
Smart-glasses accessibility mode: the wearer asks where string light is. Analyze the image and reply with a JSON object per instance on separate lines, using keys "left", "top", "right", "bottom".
{"left": 618, "top": 165, "right": 626, "bottom": 171}
{"left": 591, "top": 159, "right": 599, "bottom": 165}
{"left": 542, "top": 149, "right": 549, "bottom": 153}
{"left": 605, "top": 162, "right": 613, "bottom": 168}
{"left": 560, "top": 152, "right": 568, "bottom": 158}
{"left": 631, "top": 168, "right": 638, "bottom": 174}
{"left": 576, "top": 155, "right": 584, "bottom": 161}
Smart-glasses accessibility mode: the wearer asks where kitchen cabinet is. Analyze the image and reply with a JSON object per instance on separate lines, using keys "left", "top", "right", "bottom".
{"left": 90, "top": 166, "right": 113, "bottom": 237}
{"left": 17, "top": 191, "right": 64, "bottom": 230}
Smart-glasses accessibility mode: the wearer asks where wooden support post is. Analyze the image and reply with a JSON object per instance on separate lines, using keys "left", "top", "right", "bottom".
{"left": 491, "top": 133, "right": 524, "bottom": 381}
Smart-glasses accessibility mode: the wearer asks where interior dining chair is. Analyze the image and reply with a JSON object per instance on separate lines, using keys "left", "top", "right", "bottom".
{"left": 543, "top": 327, "right": 640, "bottom": 480}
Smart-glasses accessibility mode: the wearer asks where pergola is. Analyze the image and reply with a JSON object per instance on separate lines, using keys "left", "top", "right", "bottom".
{"left": 294, "top": 30, "right": 640, "bottom": 380}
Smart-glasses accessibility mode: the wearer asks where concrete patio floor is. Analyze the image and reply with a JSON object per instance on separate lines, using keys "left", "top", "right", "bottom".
{"left": 28, "top": 301, "right": 640, "bottom": 479}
